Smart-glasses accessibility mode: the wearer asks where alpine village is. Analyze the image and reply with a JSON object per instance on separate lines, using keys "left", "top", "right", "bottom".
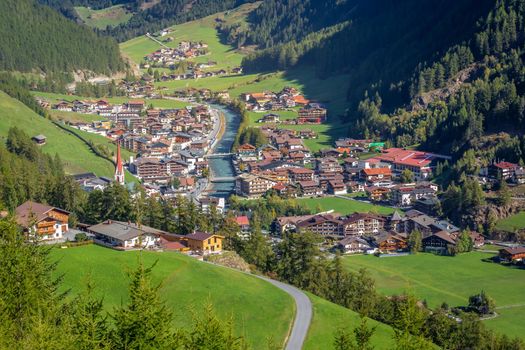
{"left": 1, "top": 1, "right": 525, "bottom": 349}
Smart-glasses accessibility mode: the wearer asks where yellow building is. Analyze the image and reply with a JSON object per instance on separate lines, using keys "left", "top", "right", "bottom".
{"left": 185, "top": 232, "right": 223, "bottom": 254}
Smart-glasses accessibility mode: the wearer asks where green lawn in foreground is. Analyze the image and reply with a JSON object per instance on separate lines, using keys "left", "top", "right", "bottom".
{"left": 75, "top": 5, "right": 132, "bottom": 29}
{"left": 297, "top": 196, "right": 395, "bottom": 216}
{"left": 342, "top": 252, "right": 525, "bottom": 339}
{"left": 305, "top": 294, "right": 395, "bottom": 350}
{"left": 496, "top": 211, "right": 525, "bottom": 232}
{"left": 52, "top": 244, "right": 294, "bottom": 350}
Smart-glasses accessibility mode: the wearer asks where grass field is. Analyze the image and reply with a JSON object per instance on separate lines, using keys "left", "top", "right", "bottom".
{"left": 342, "top": 252, "right": 525, "bottom": 338}
{"left": 75, "top": 5, "right": 132, "bottom": 29}
{"left": 305, "top": 294, "right": 395, "bottom": 349}
{"left": 120, "top": 3, "right": 258, "bottom": 70}
{"left": 0, "top": 92, "right": 118, "bottom": 177}
{"left": 52, "top": 244, "right": 294, "bottom": 349}
{"left": 297, "top": 196, "right": 395, "bottom": 216}
{"left": 496, "top": 211, "right": 525, "bottom": 232}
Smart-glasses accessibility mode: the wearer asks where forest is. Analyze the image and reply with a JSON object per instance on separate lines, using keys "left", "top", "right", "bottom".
{"left": 0, "top": 0, "right": 125, "bottom": 74}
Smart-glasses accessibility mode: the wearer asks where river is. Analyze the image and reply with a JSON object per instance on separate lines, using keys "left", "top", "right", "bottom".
{"left": 207, "top": 104, "right": 240, "bottom": 198}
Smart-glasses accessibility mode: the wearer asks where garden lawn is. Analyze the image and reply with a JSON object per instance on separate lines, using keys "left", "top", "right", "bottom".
{"left": 496, "top": 211, "right": 525, "bottom": 232}
{"left": 342, "top": 252, "right": 525, "bottom": 339}
{"left": 297, "top": 196, "right": 395, "bottom": 216}
{"left": 52, "top": 244, "right": 294, "bottom": 350}
{"left": 304, "top": 294, "right": 395, "bottom": 350}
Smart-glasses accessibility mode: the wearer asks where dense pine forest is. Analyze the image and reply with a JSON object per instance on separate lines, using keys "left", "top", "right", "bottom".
{"left": 0, "top": 0, "right": 125, "bottom": 74}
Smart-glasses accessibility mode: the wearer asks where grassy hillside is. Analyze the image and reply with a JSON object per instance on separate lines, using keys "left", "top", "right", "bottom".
{"left": 496, "top": 211, "right": 525, "bottom": 233}
{"left": 305, "top": 294, "right": 395, "bottom": 349}
{"left": 53, "top": 244, "right": 402, "bottom": 349}
{"left": 52, "top": 244, "right": 294, "bottom": 349}
{"left": 120, "top": 4, "right": 351, "bottom": 152}
{"left": 342, "top": 252, "right": 525, "bottom": 339}
{"left": 0, "top": 92, "right": 133, "bottom": 179}
{"left": 120, "top": 3, "right": 253, "bottom": 71}
{"left": 75, "top": 4, "right": 133, "bottom": 29}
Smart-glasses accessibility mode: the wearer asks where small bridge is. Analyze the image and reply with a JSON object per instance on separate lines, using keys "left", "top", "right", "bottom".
{"left": 210, "top": 177, "right": 237, "bottom": 183}
{"left": 205, "top": 153, "right": 234, "bottom": 159}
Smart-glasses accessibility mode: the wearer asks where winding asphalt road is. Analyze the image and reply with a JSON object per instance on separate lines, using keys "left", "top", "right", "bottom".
{"left": 255, "top": 275, "right": 313, "bottom": 350}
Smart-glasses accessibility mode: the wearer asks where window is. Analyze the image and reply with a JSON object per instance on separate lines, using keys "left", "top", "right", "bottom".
{"left": 214, "top": 237, "right": 217, "bottom": 243}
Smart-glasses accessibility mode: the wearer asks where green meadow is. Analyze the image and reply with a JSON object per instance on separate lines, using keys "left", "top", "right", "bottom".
{"left": 52, "top": 244, "right": 294, "bottom": 350}
{"left": 297, "top": 196, "right": 395, "bottom": 216}
{"left": 342, "top": 252, "right": 525, "bottom": 339}
{"left": 0, "top": 92, "right": 137, "bottom": 182}
{"left": 496, "top": 211, "right": 525, "bottom": 232}
{"left": 75, "top": 5, "right": 133, "bottom": 29}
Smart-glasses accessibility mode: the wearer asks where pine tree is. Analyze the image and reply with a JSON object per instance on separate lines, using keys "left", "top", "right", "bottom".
{"left": 112, "top": 259, "right": 176, "bottom": 349}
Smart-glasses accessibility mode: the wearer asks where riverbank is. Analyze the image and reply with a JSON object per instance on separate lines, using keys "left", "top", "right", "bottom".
{"left": 206, "top": 104, "right": 241, "bottom": 198}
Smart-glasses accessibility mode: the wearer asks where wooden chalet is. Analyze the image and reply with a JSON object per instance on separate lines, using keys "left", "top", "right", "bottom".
{"left": 499, "top": 247, "right": 525, "bottom": 262}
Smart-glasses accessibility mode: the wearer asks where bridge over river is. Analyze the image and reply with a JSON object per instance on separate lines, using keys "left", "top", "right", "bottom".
{"left": 206, "top": 104, "right": 240, "bottom": 198}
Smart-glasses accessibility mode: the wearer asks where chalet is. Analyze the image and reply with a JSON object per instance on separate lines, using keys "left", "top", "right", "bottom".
{"left": 237, "top": 143, "right": 257, "bottom": 157}
{"left": 414, "top": 196, "right": 441, "bottom": 216}
{"left": 316, "top": 157, "right": 342, "bottom": 173}
{"left": 298, "top": 181, "right": 322, "bottom": 197}
{"left": 341, "top": 213, "right": 386, "bottom": 236}
{"left": 297, "top": 104, "right": 327, "bottom": 124}
{"left": 199, "top": 197, "right": 225, "bottom": 214}
{"left": 390, "top": 184, "right": 437, "bottom": 207}
{"left": 184, "top": 232, "right": 223, "bottom": 254}
{"left": 127, "top": 100, "right": 146, "bottom": 112}
{"left": 327, "top": 180, "right": 347, "bottom": 195}
{"left": 296, "top": 214, "right": 343, "bottom": 237}
{"left": 88, "top": 220, "right": 162, "bottom": 249}
{"left": 366, "top": 186, "right": 390, "bottom": 202}
{"left": 373, "top": 232, "right": 408, "bottom": 253}
{"left": 422, "top": 231, "right": 457, "bottom": 254}
{"left": 360, "top": 167, "right": 392, "bottom": 186}
{"left": 235, "top": 173, "right": 276, "bottom": 198}
{"left": 336, "top": 236, "right": 375, "bottom": 254}
{"left": 288, "top": 167, "right": 315, "bottom": 182}
{"left": 32, "top": 134, "right": 47, "bottom": 145}
{"left": 274, "top": 215, "right": 316, "bottom": 235}
{"left": 178, "top": 177, "right": 195, "bottom": 191}
{"left": 499, "top": 247, "right": 525, "bottom": 262}
{"left": 489, "top": 161, "right": 519, "bottom": 180}
{"left": 513, "top": 168, "right": 525, "bottom": 184}
{"left": 236, "top": 216, "right": 250, "bottom": 232}
{"left": 259, "top": 113, "right": 280, "bottom": 123}
{"left": 15, "top": 201, "right": 70, "bottom": 241}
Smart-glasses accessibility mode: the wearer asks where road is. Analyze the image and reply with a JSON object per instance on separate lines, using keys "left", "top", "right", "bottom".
{"left": 255, "top": 276, "right": 312, "bottom": 350}
{"left": 204, "top": 259, "right": 313, "bottom": 350}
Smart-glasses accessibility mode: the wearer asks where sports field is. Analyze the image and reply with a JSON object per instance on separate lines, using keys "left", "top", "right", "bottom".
{"left": 342, "top": 252, "right": 525, "bottom": 338}
{"left": 297, "top": 196, "right": 395, "bottom": 216}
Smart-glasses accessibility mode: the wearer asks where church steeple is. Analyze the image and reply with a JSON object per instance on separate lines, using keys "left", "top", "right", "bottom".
{"left": 115, "top": 142, "right": 125, "bottom": 185}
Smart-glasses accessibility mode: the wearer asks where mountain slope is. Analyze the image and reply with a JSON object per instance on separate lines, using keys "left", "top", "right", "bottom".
{"left": 0, "top": 0, "right": 125, "bottom": 74}
{"left": 0, "top": 91, "right": 125, "bottom": 177}
{"left": 242, "top": 0, "right": 495, "bottom": 110}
